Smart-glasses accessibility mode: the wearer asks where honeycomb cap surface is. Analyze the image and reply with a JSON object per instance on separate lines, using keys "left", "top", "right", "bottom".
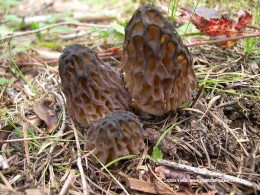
{"left": 85, "top": 110, "right": 146, "bottom": 164}
{"left": 59, "top": 44, "right": 130, "bottom": 126}
{"left": 122, "top": 6, "right": 197, "bottom": 115}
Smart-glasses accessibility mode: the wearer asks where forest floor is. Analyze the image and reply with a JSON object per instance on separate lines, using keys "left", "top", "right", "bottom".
{"left": 0, "top": 0, "right": 259, "bottom": 194}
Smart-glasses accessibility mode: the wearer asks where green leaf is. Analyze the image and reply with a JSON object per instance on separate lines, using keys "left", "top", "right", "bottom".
{"left": 111, "top": 23, "right": 125, "bottom": 35}
{"left": 152, "top": 146, "right": 163, "bottom": 160}
{"left": 155, "top": 123, "right": 176, "bottom": 148}
{"left": 0, "top": 77, "right": 15, "bottom": 85}
{"left": 177, "top": 23, "right": 200, "bottom": 35}
{"left": 31, "top": 22, "right": 41, "bottom": 40}
{"left": 4, "top": 14, "right": 22, "bottom": 24}
{"left": 146, "top": 154, "right": 157, "bottom": 162}
{"left": 102, "top": 154, "right": 136, "bottom": 170}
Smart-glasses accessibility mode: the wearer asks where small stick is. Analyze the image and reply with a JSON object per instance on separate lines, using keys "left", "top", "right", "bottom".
{"left": 52, "top": 90, "right": 66, "bottom": 135}
{"left": 0, "top": 131, "right": 73, "bottom": 143}
{"left": 246, "top": 24, "right": 260, "bottom": 30}
{"left": 22, "top": 123, "right": 30, "bottom": 165}
{"left": 147, "top": 164, "right": 177, "bottom": 194}
{"left": 0, "top": 172, "right": 14, "bottom": 190}
{"left": 186, "top": 33, "right": 260, "bottom": 47}
{"left": 59, "top": 170, "right": 76, "bottom": 195}
{"left": 15, "top": 111, "right": 44, "bottom": 134}
{"left": 158, "top": 159, "right": 260, "bottom": 191}
{"left": 1, "top": 22, "right": 109, "bottom": 41}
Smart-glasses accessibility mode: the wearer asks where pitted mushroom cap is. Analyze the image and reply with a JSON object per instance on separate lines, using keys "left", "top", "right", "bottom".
{"left": 122, "top": 6, "right": 197, "bottom": 115}
{"left": 59, "top": 44, "right": 131, "bottom": 127}
{"left": 85, "top": 110, "right": 146, "bottom": 164}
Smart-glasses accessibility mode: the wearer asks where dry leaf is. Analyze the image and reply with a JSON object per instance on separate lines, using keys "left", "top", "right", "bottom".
{"left": 180, "top": 8, "right": 253, "bottom": 48}
{"left": 0, "top": 124, "right": 15, "bottom": 148}
{"left": 33, "top": 97, "right": 57, "bottom": 133}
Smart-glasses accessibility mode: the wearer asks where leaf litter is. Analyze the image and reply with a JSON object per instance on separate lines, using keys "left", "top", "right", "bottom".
{"left": 0, "top": 0, "right": 259, "bottom": 194}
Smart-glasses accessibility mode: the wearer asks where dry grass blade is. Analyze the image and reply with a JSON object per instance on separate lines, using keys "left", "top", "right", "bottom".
{"left": 70, "top": 119, "right": 89, "bottom": 195}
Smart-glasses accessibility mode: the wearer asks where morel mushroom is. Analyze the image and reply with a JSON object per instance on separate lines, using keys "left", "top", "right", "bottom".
{"left": 122, "top": 6, "right": 197, "bottom": 115}
{"left": 59, "top": 44, "right": 130, "bottom": 127}
{"left": 85, "top": 110, "right": 146, "bottom": 164}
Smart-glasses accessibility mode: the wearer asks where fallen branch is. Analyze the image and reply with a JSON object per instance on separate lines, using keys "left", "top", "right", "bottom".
{"left": 246, "top": 24, "right": 260, "bottom": 30}
{"left": 1, "top": 21, "right": 109, "bottom": 42}
{"left": 186, "top": 32, "right": 260, "bottom": 47}
{"left": 0, "top": 131, "right": 73, "bottom": 144}
{"left": 158, "top": 159, "right": 260, "bottom": 191}
{"left": 22, "top": 12, "right": 114, "bottom": 27}
{"left": 59, "top": 170, "right": 76, "bottom": 195}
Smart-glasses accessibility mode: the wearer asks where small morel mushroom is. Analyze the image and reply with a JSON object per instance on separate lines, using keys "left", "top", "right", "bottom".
{"left": 59, "top": 44, "right": 130, "bottom": 127}
{"left": 85, "top": 110, "right": 146, "bottom": 164}
{"left": 122, "top": 6, "right": 197, "bottom": 115}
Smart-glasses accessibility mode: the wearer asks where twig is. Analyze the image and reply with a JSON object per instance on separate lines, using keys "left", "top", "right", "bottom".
{"left": 0, "top": 172, "right": 14, "bottom": 190}
{"left": 23, "top": 13, "right": 114, "bottom": 27}
{"left": 158, "top": 159, "right": 260, "bottom": 191}
{"left": 15, "top": 111, "right": 44, "bottom": 134}
{"left": 59, "top": 170, "right": 76, "bottom": 195}
{"left": 0, "top": 131, "right": 73, "bottom": 143}
{"left": 147, "top": 164, "right": 177, "bottom": 194}
{"left": 70, "top": 119, "right": 89, "bottom": 195}
{"left": 22, "top": 123, "right": 30, "bottom": 165}
{"left": 52, "top": 90, "right": 66, "bottom": 135}
{"left": 246, "top": 24, "right": 260, "bottom": 30}
{"left": 1, "top": 22, "right": 109, "bottom": 42}
{"left": 199, "top": 95, "right": 221, "bottom": 120}
{"left": 186, "top": 33, "right": 260, "bottom": 47}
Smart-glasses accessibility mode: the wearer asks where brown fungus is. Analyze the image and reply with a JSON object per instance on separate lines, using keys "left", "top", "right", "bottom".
{"left": 59, "top": 44, "right": 130, "bottom": 127}
{"left": 85, "top": 110, "right": 146, "bottom": 164}
{"left": 122, "top": 6, "right": 197, "bottom": 115}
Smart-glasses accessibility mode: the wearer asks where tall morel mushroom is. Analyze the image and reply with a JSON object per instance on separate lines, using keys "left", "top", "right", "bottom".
{"left": 59, "top": 44, "right": 130, "bottom": 127}
{"left": 122, "top": 6, "right": 197, "bottom": 115}
{"left": 85, "top": 110, "right": 146, "bottom": 164}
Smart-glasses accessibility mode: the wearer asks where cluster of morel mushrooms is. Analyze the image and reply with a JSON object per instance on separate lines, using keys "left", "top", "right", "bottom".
{"left": 58, "top": 6, "right": 197, "bottom": 164}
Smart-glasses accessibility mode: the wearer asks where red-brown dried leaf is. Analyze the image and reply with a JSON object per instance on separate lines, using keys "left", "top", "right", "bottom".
{"left": 180, "top": 8, "right": 253, "bottom": 48}
{"left": 33, "top": 97, "right": 57, "bottom": 133}
{"left": 235, "top": 10, "right": 253, "bottom": 30}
